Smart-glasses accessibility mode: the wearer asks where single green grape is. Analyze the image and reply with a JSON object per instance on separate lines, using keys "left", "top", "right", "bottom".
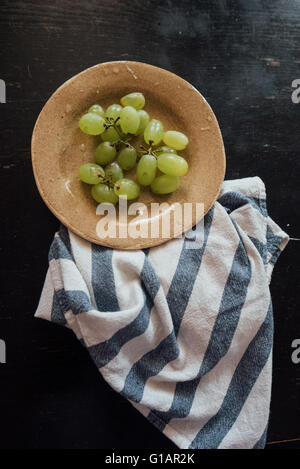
{"left": 144, "top": 119, "right": 164, "bottom": 145}
{"left": 119, "top": 106, "right": 140, "bottom": 134}
{"left": 91, "top": 183, "right": 119, "bottom": 205}
{"left": 134, "top": 110, "right": 150, "bottom": 136}
{"left": 120, "top": 92, "right": 145, "bottom": 110}
{"left": 101, "top": 126, "right": 121, "bottom": 142}
{"left": 114, "top": 178, "right": 140, "bottom": 200}
{"left": 155, "top": 145, "right": 177, "bottom": 155}
{"left": 157, "top": 153, "right": 188, "bottom": 177}
{"left": 88, "top": 104, "right": 105, "bottom": 118}
{"left": 105, "top": 104, "right": 123, "bottom": 121}
{"left": 79, "top": 113, "right": 105, "bottom": 135}
{"left": 105, "top": 162, "right": 124, "bottom": 183}
{"left": 150, "top": 175, "right": 180, "bottom": 194}
{"left": 117, "top": 146, "right": 137, "bottom": 170}
{"left": 136, "top": 154, "right": 157, "bottom": 186}
{"left": 94, "top": 141, "right": 117, "bottom": 165}
{"left": 163, "top": 130, "right": 189, "bottom": 150}
{"left": 78, "top": 163, "right": 105, "bottom": 184}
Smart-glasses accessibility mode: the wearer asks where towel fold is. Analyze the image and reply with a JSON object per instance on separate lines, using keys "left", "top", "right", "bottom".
{"left": 35, "top": 177, "right": 289, "bottom": 449}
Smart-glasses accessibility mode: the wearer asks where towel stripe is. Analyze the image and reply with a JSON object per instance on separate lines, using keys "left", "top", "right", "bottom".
{"left": 141, "top": 202, "right": 239, "bottom": 412}
{"left": 100, "top": 241, "right": 186, "bottom": 394}
{"left": 63, "top": 290, "right": 95, "bottom": 315}
{"left": 148, "top": 234, "right": 251, "bottom": 427}
{"left": 51, "top": 290, "right": 67, "bottom": 326}
{"left": 161, "top": 238, "right": 271, "bottom": 446}
{"left": 88, "top": 255, "right": 160, "bottom": 368}
{"left": 218, "top": 354, "right": 272, "bottom": 448}
{"left": 69, "top": 231, "right": 96, "bottom": 306}
{"left": 189, "top": 300, "right": 273, "bottom": 449}
{"left": 249, "top": 236, "right": 267, "bottom": 263}
{"left": 88, "top": 291, "right": 154, "bottom": 368}
{"left": 253, "top": 425, "right": 268, "bottom": 449}
{"left": 218, "top": 192, "right": 267, "bottom": 217}
{"left": 266, "top": 225, "right": 284, "bottom": 257}
{"left": 112, "top": 250, "right": 145, "bottom": 312}
{"left": 91, "top": 244, "right": 119, "bottom": 312}
{"left": 120, "top": 207, "right": 214, "bottom": 403}
{"left": 49, "top": 225, "right": 73, "bottom": 261}
{"left": 147, "top": 236, "right": 185, "bottom": 297}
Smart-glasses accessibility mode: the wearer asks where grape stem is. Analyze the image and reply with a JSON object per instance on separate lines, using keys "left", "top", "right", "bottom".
{"left": 104, "top": 117, "right": 158, "bottom": 160}
{"left": 97, "top": 171, "right": 114, "bottom": 188}
{"left": 104, "top": 117, "right": 136, "bottom": 151}
{"left": 137, "top": 143, "right": 159, "bottom": 160}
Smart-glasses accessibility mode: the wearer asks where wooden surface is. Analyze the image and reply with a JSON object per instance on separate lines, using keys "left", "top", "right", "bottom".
{"left": 0, "top": 0, "right": 299, "bottom": 449}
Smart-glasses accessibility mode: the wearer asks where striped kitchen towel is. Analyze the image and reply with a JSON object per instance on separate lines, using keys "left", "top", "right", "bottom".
{"left": 35, "top": 176, "right": 289, "bottom": 449}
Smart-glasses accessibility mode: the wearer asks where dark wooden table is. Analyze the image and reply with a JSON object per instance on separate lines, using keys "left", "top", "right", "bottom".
{"left": 0, "top": 0, "right": 299, "bottom": 449}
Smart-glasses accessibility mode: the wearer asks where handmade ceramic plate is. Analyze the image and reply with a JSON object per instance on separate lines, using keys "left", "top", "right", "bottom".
{"left": 31, "top": 61, "right": 226, "bottom": 249}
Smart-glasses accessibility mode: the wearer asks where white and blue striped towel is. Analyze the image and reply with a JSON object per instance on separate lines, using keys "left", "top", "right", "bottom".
{"left": 35, "top": 177, "right": 289, "bottom": 449}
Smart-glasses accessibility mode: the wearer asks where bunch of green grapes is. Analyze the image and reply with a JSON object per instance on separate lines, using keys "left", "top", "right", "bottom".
{"left": 77, "top": 92, "right": 189, "bottom": 205}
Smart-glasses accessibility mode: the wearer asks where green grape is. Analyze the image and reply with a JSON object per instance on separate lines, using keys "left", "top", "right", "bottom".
{"left": 105, "top": 162, "right": 124, "bottom": 183}
{"left": 119, "top": 106, "right": 140, "bottom": 134}
{"left": 120, "top": 92, "right": 145, "bottom": 110}
{"left": 78, "top": 163, "right": 105, "bottom": 184}
{"left": 144, "top": 119, "right": 164, "bottom": 145}
{"left": 94, "top": 141, "right": 117, "bottom": 165}
{"left": 101, "top": 126, "right": 121, "bottom": 142}
{"left": 150, "top": 175, "right": 179, "bottom": 194}
{"left": 157, "top": 153, "right": 188, "bottom": 177}
{"left": 117, "top": 146, "right": 137, "bottom": 170}
{"left": 136, "top": 154, "right": 157, "bottom": 186}
{"left": 79, "top": 113, "right": 105, "bottom": 135}
{"left": 114, "top": 178, "right": 140, "bottom": 200}
{"left": 91, "top": 183, "right": 119, "bottom": 205}
{"left": 88, "top": 104, "right": 105, "bottom": 117}
{"left": 155, "top": 145, "right": 177, "bottom": 155}
{"left": 134, "top": 110, "right": 150, "bottom": 136}
{"left": 163, "top": 130, "right": 189, "bottom": 150}
{"left": 105, "top": 104, "right": 123, "bottom": 121}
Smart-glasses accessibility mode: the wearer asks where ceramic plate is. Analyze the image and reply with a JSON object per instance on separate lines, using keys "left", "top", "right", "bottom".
{"left": 31, "top": 61, "right": 225, "bottom": 249}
